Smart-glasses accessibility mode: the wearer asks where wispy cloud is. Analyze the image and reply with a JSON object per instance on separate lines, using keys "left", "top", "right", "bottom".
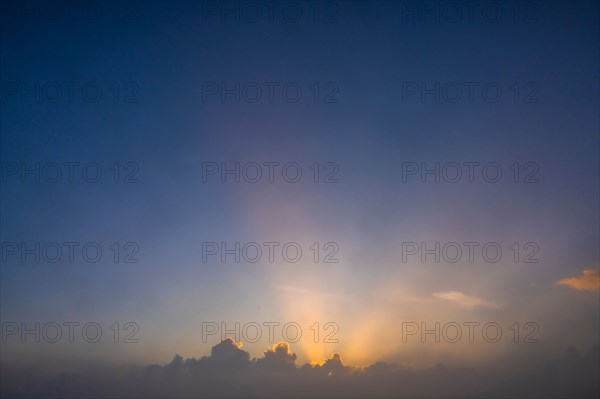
{"left": 433, "top": 291, "right": 499, "bottom": 309}
{"left": 271, "top": 284, "right": 354, "bottom": 302}
{"left": 555, "top": 269, "right": 600, "bottom": 291}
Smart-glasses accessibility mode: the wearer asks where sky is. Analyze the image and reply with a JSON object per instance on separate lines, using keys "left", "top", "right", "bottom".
{"left": 1, "top": 1, "right": 599, "bottom": 397}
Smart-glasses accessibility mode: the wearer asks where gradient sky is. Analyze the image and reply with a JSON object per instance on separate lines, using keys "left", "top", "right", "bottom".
{"left": 1, "top": 0, "right": 599, "bottom": 394}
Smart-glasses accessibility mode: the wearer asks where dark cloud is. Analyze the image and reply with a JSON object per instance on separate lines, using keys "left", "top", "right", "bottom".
{"left": 1, "top": 340, "right": 598, "bottom": 398}
{"left": 255, "top": 342, "right": 297, "bottom": 371}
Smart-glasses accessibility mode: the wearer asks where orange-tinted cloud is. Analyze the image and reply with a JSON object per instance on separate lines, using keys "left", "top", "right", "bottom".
{"left": 555, "top": 269, "right": 600, "bottom": 291}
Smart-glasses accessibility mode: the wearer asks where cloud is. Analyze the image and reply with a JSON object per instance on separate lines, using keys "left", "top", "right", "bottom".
{"left": 271, "top": 284, "right": 354, "bottom": 302}
{"left": 556, "top": 269, "right": 600, "bottom": 291}
{"left": 2, "top": 340, "right": 598, "bottom": 398}
{"left": 256, "top": 342, "right": 297, "bottom": 370}
{"left": 433, "top": 291, "right": 499, "bottom": 309}
{"left": 207, "top": 337, "right": 251, "bottom": 369}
